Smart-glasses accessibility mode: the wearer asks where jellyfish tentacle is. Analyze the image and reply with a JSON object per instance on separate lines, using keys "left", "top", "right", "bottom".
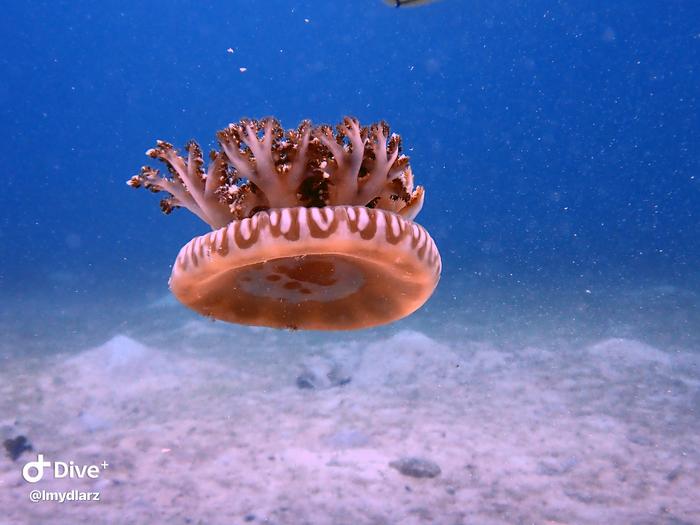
{"left": 181, "top": 141, "right": 218, "bottom": 222}
{"left": 238, "top": 118, "right": 290, "bottom": 204}
{"left": 203, "top": 151, "right": 226, "bottom": 197}
{"left": 127, "top": 165, "right": 210, "bottom": 225}
{"left": 314, "top": 118, "right": 365, "bottom": 203}
{"left": 398, "top": 185, "right": 425, "bottom": 220}
{"left": 218, "top": 119, "right": 285, "bottom": 207}
{"left": 338, "top": 117, "right": 366, "bottom": 200}
{"left": 130, "top": 117, "right": 426, "bottom": 227}
{"left": 131, "top": 141, "right": 232, "bottom": 229}
{"left": 197, "top": 150, "right": 236, "bottom": 227}
{"left": 285, "top": 120, "right": 312, "bottom": 198}
{"left": 358, "top": 122, "right": 401, "bottom": 204}
{"left": 217, "top": 124, "right": 256, "bottom": 182}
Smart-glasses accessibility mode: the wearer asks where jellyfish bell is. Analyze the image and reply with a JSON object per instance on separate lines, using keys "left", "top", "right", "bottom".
{"left": 169, "top": 205, "right": 439, "bottom": 330}
{"left": 128, "top": 117, "right": 441, "bottom": 330}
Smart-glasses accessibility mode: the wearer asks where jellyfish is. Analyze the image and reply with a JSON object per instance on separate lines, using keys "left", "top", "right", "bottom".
{"left": 128, "top": 117, "right": 441, "bottom": 330}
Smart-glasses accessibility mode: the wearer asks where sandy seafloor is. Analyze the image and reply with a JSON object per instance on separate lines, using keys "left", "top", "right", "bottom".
{"left": 1, "top": 275, "right": 699, "bottom": 525}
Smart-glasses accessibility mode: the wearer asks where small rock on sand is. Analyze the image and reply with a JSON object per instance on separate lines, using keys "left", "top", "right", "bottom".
{"left": 296, "top": 355, "right": 351, "bottom": 389}
{"left": 389, "top": 457, "right": 441, "bottom": 478}
{"left": 3, "top": 435, "right": 33, "bottom": 461}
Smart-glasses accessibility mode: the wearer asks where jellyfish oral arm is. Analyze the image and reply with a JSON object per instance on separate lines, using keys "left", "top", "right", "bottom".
{"left": 127, "top": 141, "right": 232, "bottom": 229}
{"left": 357, "top": 125, "right": 400, "bottom": 204}
{"left": 219, "top": 118, "right": 303, "bottom": 209}
{"left": 315, "top": 117, "right": 365, "bottom": 203}
{"left": 399, "top": 185, "right": 425, "bottom": 220}
{"left": 130, "top": 117, "right": 427, "bottom": 227}
{"left": 127, "top": 165, "right": 210, "bottom": 225}
{"left": 283, "top": 122, "right": 312, "bottom": 203}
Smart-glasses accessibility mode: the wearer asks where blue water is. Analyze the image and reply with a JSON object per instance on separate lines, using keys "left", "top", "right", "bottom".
{"left": 1, "top": 2, "right": 699, "bottom": 523}
{"left": 2, "top": 1, "right": 698, "bottom": 294}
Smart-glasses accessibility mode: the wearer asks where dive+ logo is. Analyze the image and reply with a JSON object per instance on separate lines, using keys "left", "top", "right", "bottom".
{"left": 22, "top": 454, "right": 109, "bottom": 483}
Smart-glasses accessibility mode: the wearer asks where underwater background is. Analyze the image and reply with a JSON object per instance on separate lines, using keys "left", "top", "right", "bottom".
{"left": 1, "top": 1, "right": 699, "bottom": 524}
